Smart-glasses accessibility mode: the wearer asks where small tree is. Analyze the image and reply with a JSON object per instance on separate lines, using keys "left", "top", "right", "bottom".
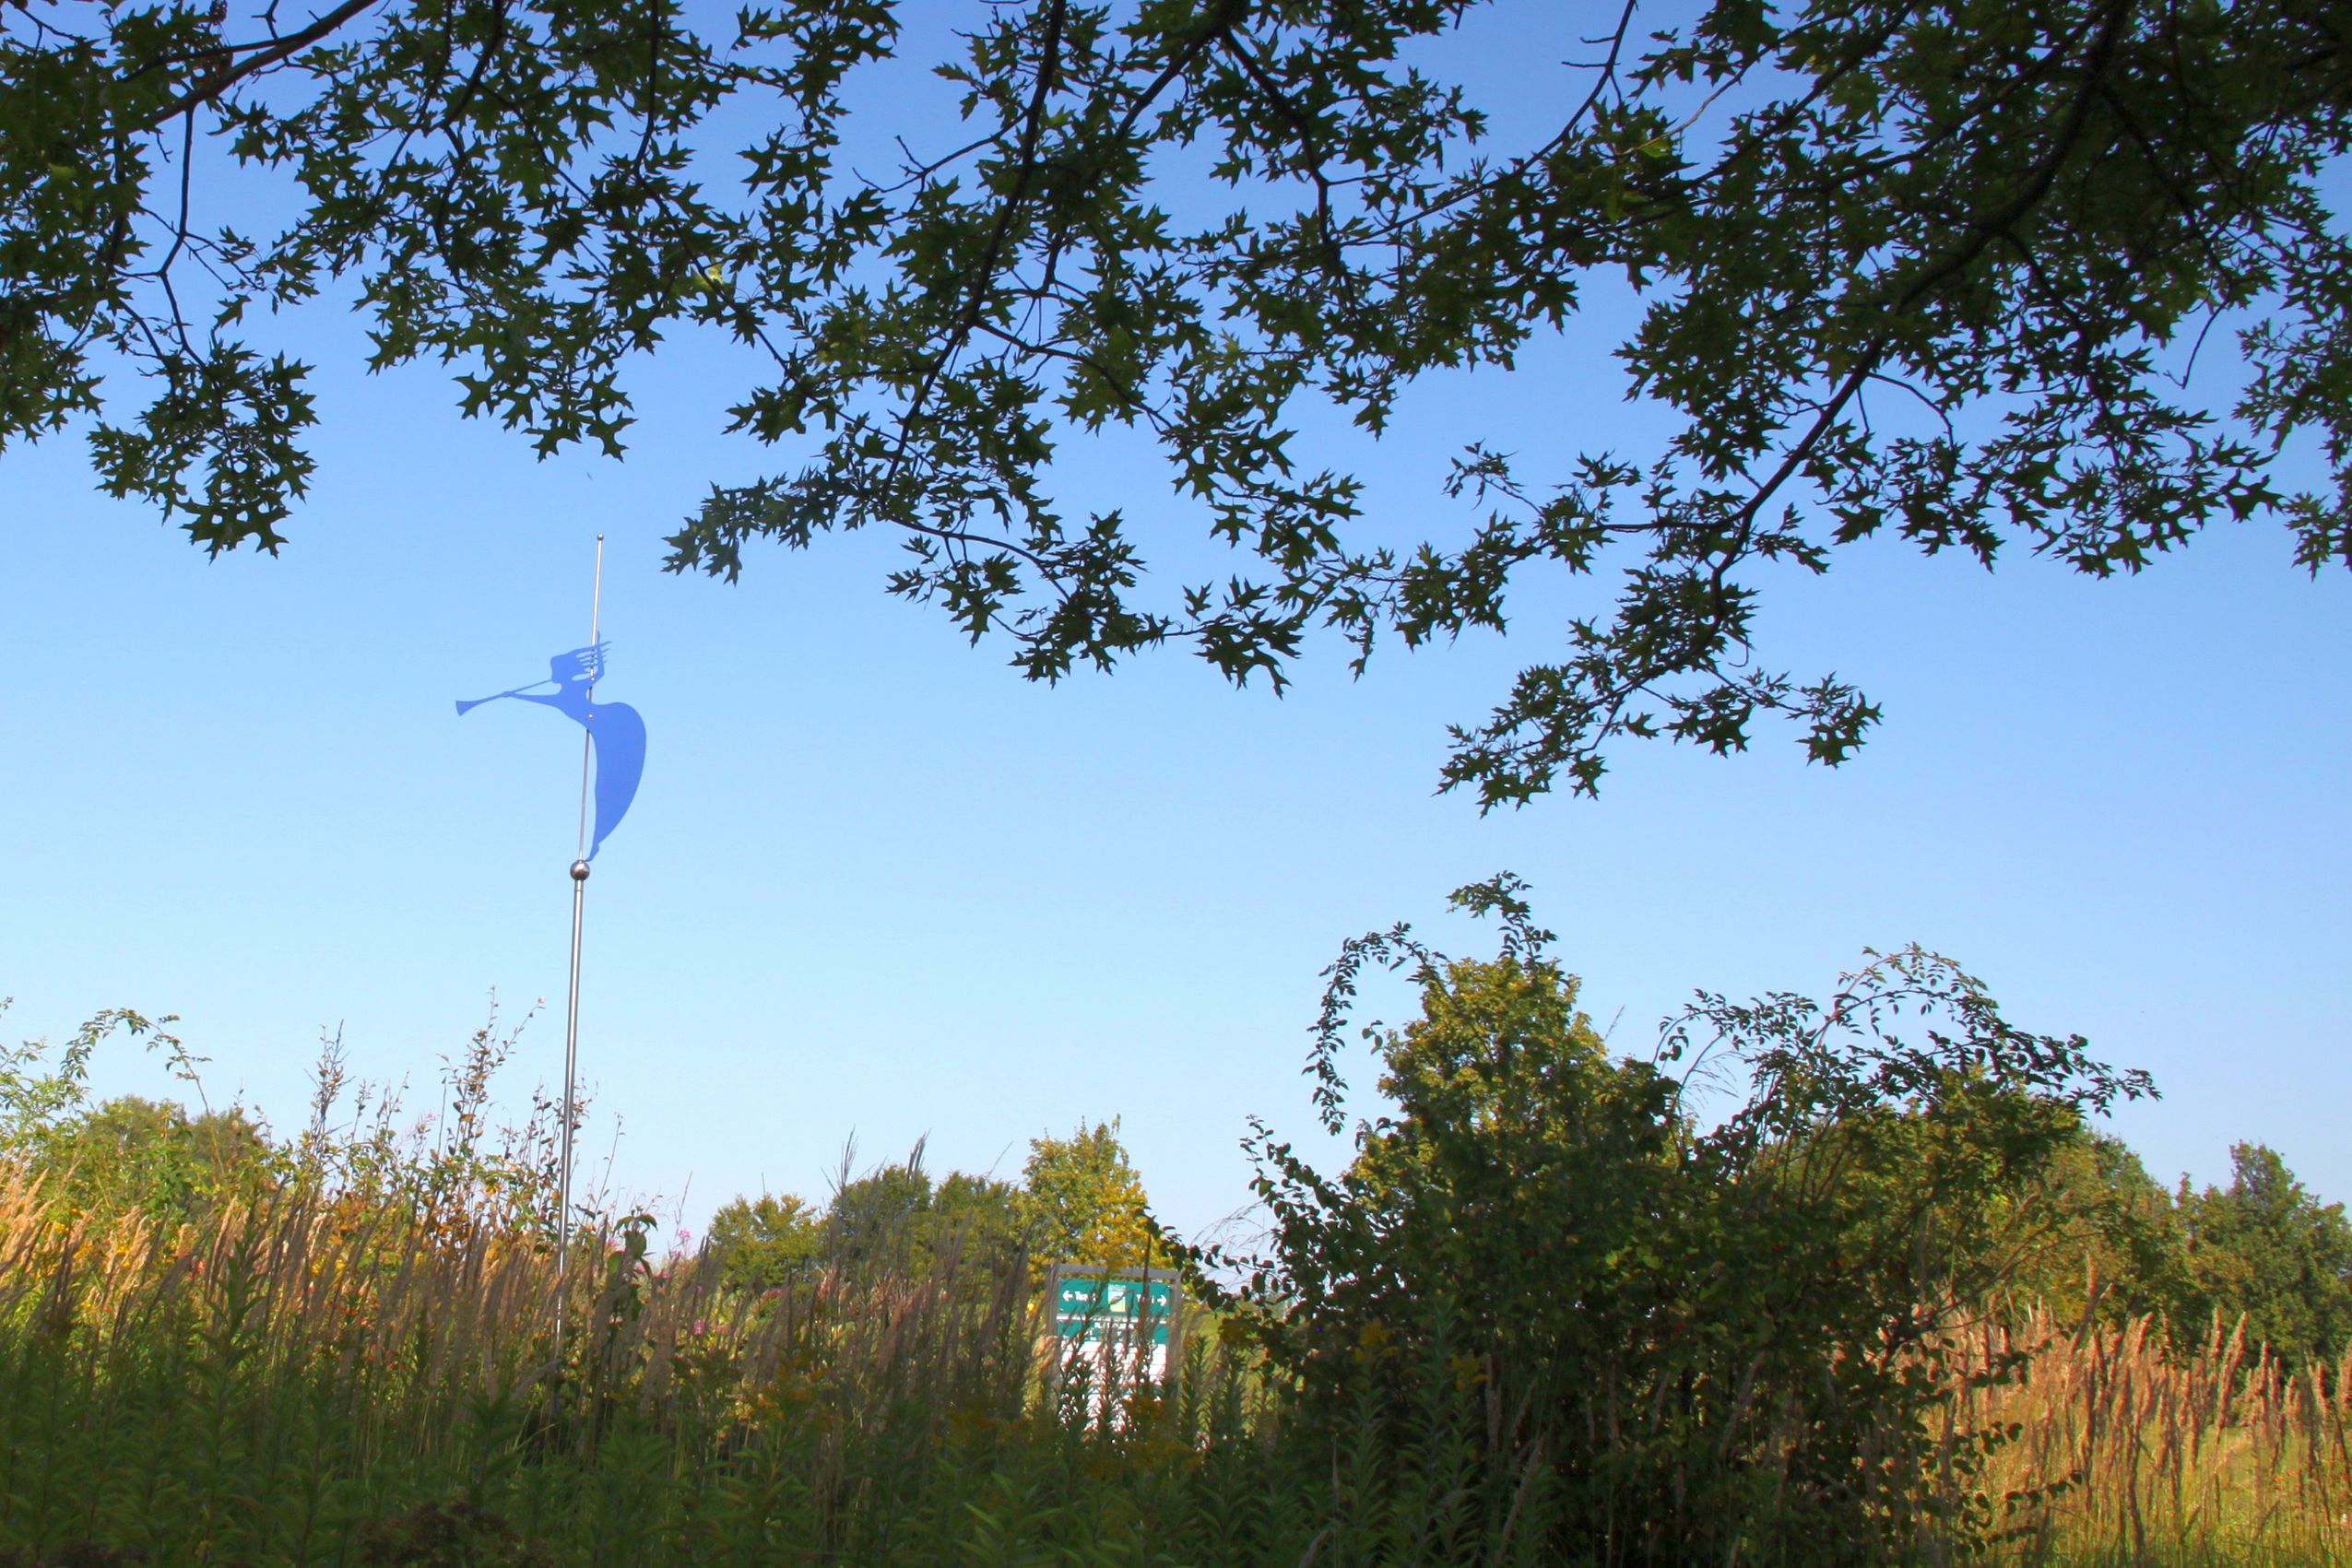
{"left": 927, "top": 1170, "right": 1030, "bottom": 1267}
{"left": 2178, "top": 1143, "right": 2352, "bottom": 1366}
{"left": 0, "top": 1004, "right": 269, "bottom": 1224}
{"left": 1020, "top": 1121, "right": 1163, "bottom": 1272}
{"left": 703, "top": 1193, "right": 822, "bottom": 1293}
{"left": 796, "top": 1151, "right": 1030, "bottom": 1280}
{"left": 821, "top": 1159, "right": 938, "bottom": 1275}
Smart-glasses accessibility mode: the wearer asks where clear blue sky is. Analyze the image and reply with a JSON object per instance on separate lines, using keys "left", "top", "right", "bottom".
{"left": 3, "top": 2, "right": 2346, "bottom": 1242}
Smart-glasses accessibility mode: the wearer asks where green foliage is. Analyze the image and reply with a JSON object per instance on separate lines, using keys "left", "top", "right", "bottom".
{"left": 0, "top": 996, "right": 577, "bottom": 1252}
{"left": 2000, "top": 1129, "right": 2190, "bottom": 1326}
{"left": 0, "top": 1001, "right": 273, "bottom": 1224}
{"left": 1019, "top": 1119, "right": 1164, "bottom": 1271}
{"left": 7, "top": 2, "right": 2347, "bottom": 797}
{"left": 358, "top": 1503, "right": 555, "bottom": 1568}
{"left": 1212, "top": 875, "right": 2156, "bottom": 1565}
{"left": 819, "top": 1156, "right": 941, "bottom": 1270}
{"left": 0, "top": 1001, "right": 203, "bottom": 1149}
{"left": 2175, "top": 1142, "right": 2352, "bottom": 1368}
{"left": 701, "top": 1192, "right": 821, "bottom": 1292}
{"left": 816, "top": 1152, "right": 1031, "bottom": 1279}
{"left": 14, "top": 950, "right": 2351, "bottom": 1568}
{"left": 0, "top": 0, "right": 860, "bottom": 548}
{"left": 1941, "top": 1134, "right": 2352, "bottom": 1368}
{"left": 8, "top": 957, "right": 2351, "bottom": 1565}
{"left": 703, "top": 1123, "right": 1167, "bottom": 1291}
{"left": 924, "top": 1168, "right": 1033, "bottom": 1267}
{"left": 25, "top": 1095, "right": 270, "bottom": 1225}
{"left": 0, "top": 1164, "right": 1100, "bottom": 1566}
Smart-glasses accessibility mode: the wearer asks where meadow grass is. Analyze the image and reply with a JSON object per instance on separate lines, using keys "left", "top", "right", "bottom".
{"left": 4, "top": 1172, "right": 2350, "bottom": 1566}
{"left": 0, "top": 1155, "right": 1683, "bottom": 1568}
{"left": 0, "top": 1173, "right": 1295, "bottom": 1565}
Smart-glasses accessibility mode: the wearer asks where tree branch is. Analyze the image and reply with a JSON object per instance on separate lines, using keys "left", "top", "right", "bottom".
{"left": 127, "top": 0, "right": 381, "bottom": 136}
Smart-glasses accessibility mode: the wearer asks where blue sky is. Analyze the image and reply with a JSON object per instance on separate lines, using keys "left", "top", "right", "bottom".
{"left": 3, "top": 1, "right": 2347, "bottom": 1240}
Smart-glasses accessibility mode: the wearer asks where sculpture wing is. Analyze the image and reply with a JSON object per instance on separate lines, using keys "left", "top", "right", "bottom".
{"left": 585, "top": 701, "right": 645, "bottom": 860}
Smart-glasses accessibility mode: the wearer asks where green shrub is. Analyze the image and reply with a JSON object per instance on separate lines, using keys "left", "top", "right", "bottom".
{"left": 1216, "top": 876, "right": 2155, "bottom": 1567}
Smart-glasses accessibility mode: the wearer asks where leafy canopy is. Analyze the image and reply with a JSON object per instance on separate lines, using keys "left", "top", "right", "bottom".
{"left": 1019, "top": 1118, "right": 1165, "bottom": 1269}
{"left": 6, "top": 0, "right": 2350, "bottom": 798}
{"left": 2176, "top": 1142, "right": 2352, "bottom": 1366}
{"left": 701, "top": 1121, "right": 1164, "bottom": 1289}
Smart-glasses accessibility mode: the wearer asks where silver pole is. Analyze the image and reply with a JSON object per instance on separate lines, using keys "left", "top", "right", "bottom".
{"left": 556, "top": 536, "right": 605, "bottom": 1372}
{"left": 559, "top": 859, "right": 588, "bottom": 1261}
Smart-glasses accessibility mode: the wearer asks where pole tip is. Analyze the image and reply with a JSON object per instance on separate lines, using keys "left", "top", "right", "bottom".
{"left": 571, "top": 858, "right": 591, "bottom": 881}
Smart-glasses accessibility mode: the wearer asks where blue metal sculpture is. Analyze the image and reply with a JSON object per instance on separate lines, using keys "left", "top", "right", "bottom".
{"left": 457, "top": 641, "right": 645, "bottom": 859}
{"left": 454, "top": 537, "right": 639, "bottom": 1388}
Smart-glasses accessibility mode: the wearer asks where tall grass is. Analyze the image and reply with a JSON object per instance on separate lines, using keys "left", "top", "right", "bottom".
{"left": 0, "top": 1171, "right": 1292, "bottom": 1565}
{"left": 1950, "top": 1303, "right": 2352, "bottom": 1567}
{"left": 9, "top": 1167, "right": 2352, "bottom": 1566}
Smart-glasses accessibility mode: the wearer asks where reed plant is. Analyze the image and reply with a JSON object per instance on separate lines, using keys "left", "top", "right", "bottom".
{"left": 1944, "top": 1302, "right": 2352, "bottom": 1568}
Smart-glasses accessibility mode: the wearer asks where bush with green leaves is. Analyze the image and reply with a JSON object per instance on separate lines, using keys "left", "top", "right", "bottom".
{"left": 19, "top": 1094, "right": 270, "bottom": 1227}
{"left": 1217, "top": 877, "right": 2156, "bottom": 1566}
{"left": 820, "top": 1156, "right": 1030, "bottom": 1278}
{"left": 702, "top": 1191, "right": 824, "bottom": 1293}
{"left": 32, "top": 924, "right": 2352, "bottom": 1564}
{"left": 0, "top": 1003, "right": 270, "bottom": 1225}
{"left": 1991, "top": 1128, "right": 2187, "bottom": 1328}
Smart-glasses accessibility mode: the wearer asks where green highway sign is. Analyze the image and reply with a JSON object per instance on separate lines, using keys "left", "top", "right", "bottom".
{"left": 1045, "top": 1266, "right": 1187, "bottom": 1410}
{"left": 1052, "top": 1273, "right": 1177, "bottom": 1347}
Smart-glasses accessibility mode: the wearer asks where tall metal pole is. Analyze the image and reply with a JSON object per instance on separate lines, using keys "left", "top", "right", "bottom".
{"left": 557, "top": 536, "right": 604, "bottom": 1364}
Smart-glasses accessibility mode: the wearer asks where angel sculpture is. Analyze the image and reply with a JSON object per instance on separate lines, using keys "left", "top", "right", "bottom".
{"left": 457, "top": 642, "right": 646, "bottom": 860}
